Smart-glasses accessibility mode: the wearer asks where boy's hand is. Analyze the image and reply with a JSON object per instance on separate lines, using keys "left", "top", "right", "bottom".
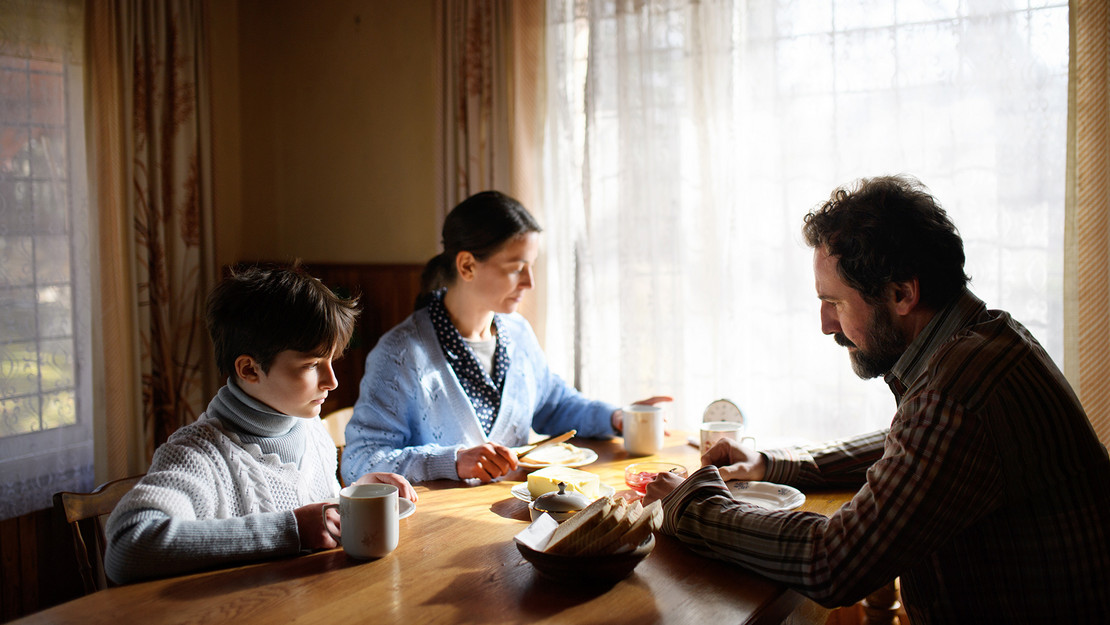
{"left": 354, "top": 472, "right": 419, "bottom": 503}
{"left": 457, "top": 442, "right": 518, "bottom": 482}
{"left": 701, "top": 438, "right": 766, "bottom": 481}
{"left": 294, "top": 502, "right": 339, "bottom": 551}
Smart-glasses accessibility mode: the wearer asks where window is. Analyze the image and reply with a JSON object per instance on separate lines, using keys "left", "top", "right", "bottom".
{"left": 543, "top": 0, "right": 1068, "bottom": 441}
{"left": 0, "top": 0, "right": 93, "bottom": 519}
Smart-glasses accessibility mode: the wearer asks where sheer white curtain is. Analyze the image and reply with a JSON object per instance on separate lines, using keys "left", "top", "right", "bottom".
{"left": 0, "top": 0, "right": 94, "bottom": 518}
{"left": 542, "top": 0, "right": 1069, "bottom": 443}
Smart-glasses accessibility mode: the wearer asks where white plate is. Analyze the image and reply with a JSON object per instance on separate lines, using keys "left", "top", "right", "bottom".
{"left": 515, "top": 445, "right": 599, "bottom": 470}
{"left": 324, "top": 497, "right": 416, "bottom": 520}
{"left": 726, "top": 481, "right": 805, "bottom": 511}
{"left": 510, "top": 482, "right": 615, "bottom": 503}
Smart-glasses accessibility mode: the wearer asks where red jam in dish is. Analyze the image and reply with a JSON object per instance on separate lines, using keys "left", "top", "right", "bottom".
{"left": 626, "top": 471, "right": 657, "bottom": 493}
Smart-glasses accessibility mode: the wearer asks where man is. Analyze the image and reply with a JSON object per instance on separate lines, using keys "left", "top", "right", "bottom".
{"left": 645, "top": 175, "right": 1110, "bottom": 623}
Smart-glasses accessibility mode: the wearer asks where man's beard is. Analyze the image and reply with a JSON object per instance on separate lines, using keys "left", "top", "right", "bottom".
{"left": 834, "top": 305, "right": 907, "bottom": 379}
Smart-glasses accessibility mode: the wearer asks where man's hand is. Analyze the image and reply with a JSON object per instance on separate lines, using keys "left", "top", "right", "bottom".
{"left": 294, "top": 502, "right": 339, "bottom": 550}
{"left": 642, "top": 470, "right": 685, "bottom": 505}
{"left": 702, "top": 438, "right": 767, "bottom": 481}
{"left": 354, "top": 472, "right": 419, "bottom": 502}
{"left": 456, "top": 442, "right": 518, "bottom": 482}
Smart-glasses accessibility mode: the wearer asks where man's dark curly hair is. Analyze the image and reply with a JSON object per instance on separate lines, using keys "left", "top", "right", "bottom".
{"left": 802, "top": 175, "right": 969, "bottom": 309}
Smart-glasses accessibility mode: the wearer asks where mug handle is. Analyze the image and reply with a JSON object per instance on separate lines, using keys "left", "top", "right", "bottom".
{"left": 740, "top": 436, "right": 756, "bottom": 449}
{"left": 322, "top": 502, "right": 342, "bottom": 545}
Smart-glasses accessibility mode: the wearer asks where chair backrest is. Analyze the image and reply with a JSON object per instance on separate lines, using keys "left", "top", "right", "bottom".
{"left": 321, "top": 406, "right": 353, "bottom": 448}
{"left": 321, "top": 407, "right": 354, "bottom": 485}
{"left": 53, "top": 475, "right": 144, "bottom": 594}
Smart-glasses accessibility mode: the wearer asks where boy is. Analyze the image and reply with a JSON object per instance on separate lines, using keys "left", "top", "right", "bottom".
{"left": 105, "top": 265, "right": 416, "bottom": 584}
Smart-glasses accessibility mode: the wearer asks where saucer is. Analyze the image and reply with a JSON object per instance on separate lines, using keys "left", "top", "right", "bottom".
{"left": 725, "top": 481, "right": 805, "bottom": 511}
{"left": 511, "top": 482, "right": 615, "bottom": 503}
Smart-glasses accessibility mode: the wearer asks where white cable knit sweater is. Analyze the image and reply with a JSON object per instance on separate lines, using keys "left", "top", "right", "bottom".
{"left": 104, "top": 382, "right": 340, "bottom": 584}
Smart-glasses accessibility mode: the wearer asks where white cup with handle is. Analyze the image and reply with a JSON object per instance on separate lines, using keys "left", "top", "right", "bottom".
{"left": 322, "top": 483, "right": 399, "bottom": 559}
{"left": 699, "top": 421, "right": 755, "bottom": 455}
{"left": 623, "top": 404, "right": 665, "bottom": 456}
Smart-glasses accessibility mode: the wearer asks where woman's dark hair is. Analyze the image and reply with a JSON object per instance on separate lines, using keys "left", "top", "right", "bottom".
{"left": 801, "top": 175, "right": 970, "bottom": 310}
{"left": 416, "top": 191, "right": 542, "bottom": 309}
{"left": 206, "top": 262, "right": 360, "bottom": 379}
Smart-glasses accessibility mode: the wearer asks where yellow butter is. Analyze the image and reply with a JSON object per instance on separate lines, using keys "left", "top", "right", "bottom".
{"left": 527, "top": 466, "right": 599, "bottom": 499}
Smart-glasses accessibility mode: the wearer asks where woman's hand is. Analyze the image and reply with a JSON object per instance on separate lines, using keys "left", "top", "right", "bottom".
{"left": 294, "top": 502, "right": 340, "bottom": 550}
{"left": 701, "top": 438, "right": 766, "bottom": 481}
{"left": 354, "top": 472, "right": 419, "bottom": 503}
{"left": 611, "top": 395, "right": 674, "bottom": 432}
{"left": 456, "top": 442, "right": 519, "bottom": 482}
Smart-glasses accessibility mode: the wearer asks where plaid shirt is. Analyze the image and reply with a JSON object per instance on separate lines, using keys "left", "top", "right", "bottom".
{"left": 660, "top": 289, "right": 1110, "bottom": 623}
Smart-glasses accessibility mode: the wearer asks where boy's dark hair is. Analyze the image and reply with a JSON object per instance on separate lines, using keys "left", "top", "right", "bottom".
{"left": 206, "top": 263, "right": 360, "bottom": 379}
{"left": 802, "top": 175, "right": 970, "bottom": 310}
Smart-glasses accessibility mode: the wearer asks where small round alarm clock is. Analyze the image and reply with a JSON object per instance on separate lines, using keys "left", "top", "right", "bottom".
{"left": 702, "top": 398, "right": 743, "bottom": 424}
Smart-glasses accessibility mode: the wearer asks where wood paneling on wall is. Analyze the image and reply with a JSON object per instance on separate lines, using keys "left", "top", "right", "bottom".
{"left": 0, "top": 508, "right": 82, "bottom": 622}
{"left": 296, "top": 263, "right": 424, "bottom": 415}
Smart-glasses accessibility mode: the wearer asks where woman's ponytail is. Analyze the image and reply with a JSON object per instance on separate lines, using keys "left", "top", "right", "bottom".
{"left": 415, "top": 252, "right": 450, "bottom": 310}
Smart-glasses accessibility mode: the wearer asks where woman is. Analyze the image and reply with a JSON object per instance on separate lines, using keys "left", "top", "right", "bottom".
{"left": 342, "top": 191, "right": 667, "bottom": 484}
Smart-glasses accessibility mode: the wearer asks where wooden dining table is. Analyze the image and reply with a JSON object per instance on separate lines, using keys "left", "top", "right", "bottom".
{"left": 19, "top": 432, "right": 856, "bottom": 625}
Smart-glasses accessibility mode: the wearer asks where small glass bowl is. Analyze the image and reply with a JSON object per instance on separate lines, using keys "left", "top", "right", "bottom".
{"left": 624, "top": 462, "right": 687, "bottom": 494}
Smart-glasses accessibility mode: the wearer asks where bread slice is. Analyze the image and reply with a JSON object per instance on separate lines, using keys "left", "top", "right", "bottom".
{"left": 575, "top": 499, "right": 627, "bottom": 555}
{"left": 582, "top": 499, "right": 638, "bottom": 556}
{"left": 619, "top": 499, "right": 662, "bottom": 549}
{"left": 554, "top": 498, "right": 623, "bottom": 555}
{"left": 543, "top": 496, "right": 611, "bottom": 554}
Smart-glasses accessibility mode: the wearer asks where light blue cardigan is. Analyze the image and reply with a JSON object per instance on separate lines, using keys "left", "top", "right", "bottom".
{"left": 342, "top": 308, "right": 617, "bottom": 484}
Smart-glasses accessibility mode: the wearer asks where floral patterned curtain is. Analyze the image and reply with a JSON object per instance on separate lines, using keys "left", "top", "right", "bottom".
{"left": 127, "top": 0, "right": 214, "bottom": 457}
{"left": 435, "top": 0, "right": 512, "bottom": 216}
{"left": 434, "top": 0, "right": 546, "bottom": 327}
{"left": 90, "top": 0, "right": 215, "bottom": 465}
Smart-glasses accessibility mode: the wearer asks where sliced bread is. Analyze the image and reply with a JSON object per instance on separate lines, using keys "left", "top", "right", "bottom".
{"left": 582, "top": 499, "right": 640, "bottom": 555}
{"left": 619, "top": 499, "right": 662, "bottom": 549}
{"left": 543, "top": 496, "right": 612, "bottom": 554}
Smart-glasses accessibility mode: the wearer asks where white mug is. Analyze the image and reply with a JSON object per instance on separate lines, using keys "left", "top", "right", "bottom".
{"left": 699, "top": 421, "right": 755, "bottom": 454}
{"left": 323, "top": 483, "right": 399, "bottom": 559}
{"left": 623, "top": 404, "right": 664, "bottom": 456}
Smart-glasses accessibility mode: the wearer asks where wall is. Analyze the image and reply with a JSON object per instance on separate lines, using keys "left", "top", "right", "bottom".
{"left": 210, "top": 0, "right": 440, "bottom": 268}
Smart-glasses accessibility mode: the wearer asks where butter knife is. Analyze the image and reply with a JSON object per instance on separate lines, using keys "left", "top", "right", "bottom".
{"left": 516, "top": 429, "right": 577, "bottom": 460}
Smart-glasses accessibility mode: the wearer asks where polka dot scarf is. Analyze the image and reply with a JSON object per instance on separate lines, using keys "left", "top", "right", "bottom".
{"left": 428, "top": 289, "right": 512, "bottom": 434}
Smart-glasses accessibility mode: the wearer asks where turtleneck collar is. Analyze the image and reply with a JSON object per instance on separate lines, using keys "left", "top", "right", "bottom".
{"left": 208, "top": 378, "right": 300, "bottom": 437}
{"left": 204, "top": 378, "right": 309, "bottom": 467}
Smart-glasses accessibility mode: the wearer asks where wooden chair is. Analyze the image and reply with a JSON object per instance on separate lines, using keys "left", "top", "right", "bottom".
{"left": 862, "top": 579, "right": 907, "bottom": 624}
{"left": 53, "top": 475, "right": 144, "bottom": 594}
{"left": 321, "top": 406, "right": 354, "bottom": 485}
